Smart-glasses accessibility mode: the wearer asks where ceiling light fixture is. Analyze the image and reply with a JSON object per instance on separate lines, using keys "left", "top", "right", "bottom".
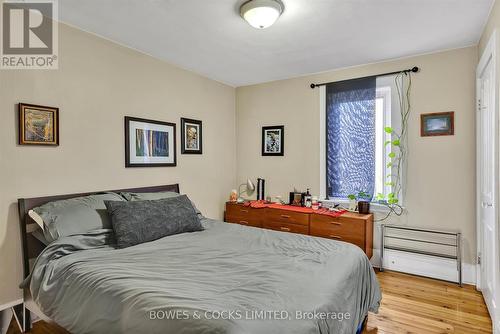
{"left": 240, "top": 0, "right": 284, "bottom": 29}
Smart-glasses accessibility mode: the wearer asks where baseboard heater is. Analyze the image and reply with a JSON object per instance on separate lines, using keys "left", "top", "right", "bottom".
{"left": 380, "top": 224, "right": 462, "bottom": 286}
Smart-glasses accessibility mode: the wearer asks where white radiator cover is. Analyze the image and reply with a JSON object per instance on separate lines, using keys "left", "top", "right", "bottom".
{"left": 371, "top": 249, "right": 476, "bottom": 285}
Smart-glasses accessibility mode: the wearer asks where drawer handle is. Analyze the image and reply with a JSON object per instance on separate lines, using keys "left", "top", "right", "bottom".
{"left": 281, "top": 214, "right": 291, "bottom": 219}
{"left": 240, "top": 209, "right": 249, "bottom": 213}
{"left": 330, "top": 222, "right": 341, "bottom": 226}
{"left": 280, "top": 227, "right": 291, "bottom": 231}
{"left": 329, "top": 235, "right": 343, "bottom": 240}
{"left": 239, "top": 221, "right": 249, "bottom": 225}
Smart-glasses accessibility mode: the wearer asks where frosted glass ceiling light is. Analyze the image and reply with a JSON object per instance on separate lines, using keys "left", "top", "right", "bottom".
{"left": 240, "top": 0, "right": 284, "bottom": 29}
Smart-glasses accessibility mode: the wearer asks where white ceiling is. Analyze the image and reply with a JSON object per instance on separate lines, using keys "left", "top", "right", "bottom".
{"left": 59, "top": 0, "right": 493, "bottom": 87}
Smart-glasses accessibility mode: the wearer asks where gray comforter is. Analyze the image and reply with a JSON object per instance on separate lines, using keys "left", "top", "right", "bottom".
{"left": 25, "top": 219, "right": 381, "bottom": 334}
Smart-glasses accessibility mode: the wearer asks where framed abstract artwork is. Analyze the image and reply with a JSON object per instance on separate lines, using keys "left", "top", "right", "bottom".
{"left": 18, "top": 103, "right": 59, "bottom": 146}
{"left": 262, "top": 125, "right": 284, "bottom": 156}
{"left": 420, "top": 112, "right": 454, "bottom": 137}
{"left": 181, "top": 118, "right": 202, "bottom": 154}
{"left": 124, "top": 116, "right": 176, "bottom": 167}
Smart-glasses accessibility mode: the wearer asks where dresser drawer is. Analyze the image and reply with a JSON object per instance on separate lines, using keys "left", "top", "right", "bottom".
{"left": 226, "top": 204, "right": 259, "bottom": 220}
{"left": 263, "top": 221, "right": 309, "bottom": 235}
{"left": 310, "top": 214, "right": 365, "bottom": 246}
{"left": 265, "top": 208, "right": 309, "bottom": 226}
{"left": 317, "top": 233, "right": 365, "bottom": 250}
{"left": 228, "top": 219, "right": 263, "bottom": 228}
{"left": 226, "top": 204, "right": 262, "bottom": 227}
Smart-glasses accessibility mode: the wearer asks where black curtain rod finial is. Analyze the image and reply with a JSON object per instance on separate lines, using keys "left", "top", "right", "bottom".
{"left": 411, "top": 66, "right": 419, "bottom": 73}
{"left": 310, "top": 83, "right": 316, "bottom": 89}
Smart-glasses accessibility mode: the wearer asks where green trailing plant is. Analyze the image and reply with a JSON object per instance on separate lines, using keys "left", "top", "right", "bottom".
{"left": 348, "top": 191, "right": 371, "bottom": 202}
{"left": 374, "top": 72, "right": 412, "bottom": 221}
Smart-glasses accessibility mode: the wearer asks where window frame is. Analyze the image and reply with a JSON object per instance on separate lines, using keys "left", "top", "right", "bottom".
{"left": 374, "top": 86, "right": 393, "bottom": 200}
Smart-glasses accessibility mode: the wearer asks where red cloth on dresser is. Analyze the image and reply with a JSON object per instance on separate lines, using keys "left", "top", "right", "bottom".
{"left": 243, "top": 200, "right": 347, "bottom": 218}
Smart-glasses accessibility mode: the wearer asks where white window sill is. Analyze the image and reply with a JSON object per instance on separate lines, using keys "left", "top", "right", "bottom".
{"left": 320, "top": 198, "right": 405, "bottom": 214}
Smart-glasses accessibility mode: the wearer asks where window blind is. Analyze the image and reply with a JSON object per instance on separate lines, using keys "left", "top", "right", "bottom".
{"left": 326, "top": 77, "right": 376, "bottom": 199}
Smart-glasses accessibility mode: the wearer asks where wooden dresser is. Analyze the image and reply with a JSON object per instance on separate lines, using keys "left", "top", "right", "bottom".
{"left": 225, "top": 202, "right": 373, "bottom": 258}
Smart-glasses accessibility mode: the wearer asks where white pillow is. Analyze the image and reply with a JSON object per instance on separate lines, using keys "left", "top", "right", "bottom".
{"left": 28, "top": 210, "right": 45, "bottom": 231}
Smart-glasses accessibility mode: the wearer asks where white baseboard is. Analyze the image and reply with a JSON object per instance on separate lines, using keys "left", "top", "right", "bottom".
{"left": 370, "top": 249, "right": 476, "bottom": 286}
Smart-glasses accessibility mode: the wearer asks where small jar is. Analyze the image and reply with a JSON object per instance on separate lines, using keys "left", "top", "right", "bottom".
{"left": 311, "top": 196, "right": 319, "bottom": 210}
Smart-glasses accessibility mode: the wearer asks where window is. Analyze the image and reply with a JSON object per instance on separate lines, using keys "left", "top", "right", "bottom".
{"left": 321, "top": 75, "right": 401, "bottom": 202}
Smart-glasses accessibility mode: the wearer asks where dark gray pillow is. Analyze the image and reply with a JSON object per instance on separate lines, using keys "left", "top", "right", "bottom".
{"left": 120, "top": 191, "right": 179, "bottom": 201}
{"left": 105, "top": 195, "right": 204, "bottom": 248}
{"left": 120, "top": 191, "right": 205, "bottom": 219}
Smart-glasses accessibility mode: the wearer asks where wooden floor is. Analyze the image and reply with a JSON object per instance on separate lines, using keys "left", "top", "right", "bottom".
{"left": 363, "top": 270, "right": 492, "bottom": 334}
{"left": 7, "top": 270, "right": 492, "bottom": 334}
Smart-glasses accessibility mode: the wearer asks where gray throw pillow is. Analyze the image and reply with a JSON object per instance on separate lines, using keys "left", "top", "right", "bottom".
{"left": 105, "top": 195, "right": 204, "bottom": 249}
{"left": 33, "top": 192, "right": 125, "bottom": 243}
{"left": 120, "top": 191, "right": 205, "bottom": 219}
{"left": 120, "top": 191, "right": 179, "bottom": 201}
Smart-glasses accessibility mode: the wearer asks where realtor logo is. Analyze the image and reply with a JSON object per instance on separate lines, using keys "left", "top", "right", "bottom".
{"left": 1, "top": 0, "right": 58, "bottom": 69}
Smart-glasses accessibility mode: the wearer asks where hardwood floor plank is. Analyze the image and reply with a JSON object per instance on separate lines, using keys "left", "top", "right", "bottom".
{"left": 363, "top": 270, "right": 492, "bottom": 334}
{"left": 6, "top": 270, "right": 492, "bottom": 334}
{"left": 381, "top": 294, "right": 492, "bottom": 325}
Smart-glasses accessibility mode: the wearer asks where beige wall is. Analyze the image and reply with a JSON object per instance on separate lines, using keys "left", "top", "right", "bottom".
{"left": 236, "top": 47, "right": 478, "bottom": 264}
{"left": 0, "top": 23, "right": 236, "bottom": 305}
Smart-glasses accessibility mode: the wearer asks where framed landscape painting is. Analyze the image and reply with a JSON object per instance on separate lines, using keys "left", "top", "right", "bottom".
{"left": 262, "top": 125, "right": 284, "bottom": 156}
{"left": 19, "top": 103, "right": 59, "bottom": 146}
{"left": 125, "top": 116, "right": 176, "bottom": 167}
{"left": 420, "top": 112, "right": 454, "bottom": 137}
{"left": 181, "top": 118, "right": 202, "bottom": 154}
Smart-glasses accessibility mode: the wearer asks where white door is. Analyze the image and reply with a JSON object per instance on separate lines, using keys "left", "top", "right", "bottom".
{"left": 477, "top": 31, "right": 499, "bottom": 332}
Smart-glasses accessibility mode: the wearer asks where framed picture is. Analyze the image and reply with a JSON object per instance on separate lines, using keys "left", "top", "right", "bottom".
{"left": 125, "top": 116, "right": 176, "bottom": 167}
{"left": 420, "top": 112, "right": 454, "bottom": 137}
{"left": 181, "top": 118, "right": 202, "bottom": 154}
{"left": 19, "top": 103, "right": 59, "bottom": 146}
{"left": 262, "top": 125, "right": 284, "bottom": 156}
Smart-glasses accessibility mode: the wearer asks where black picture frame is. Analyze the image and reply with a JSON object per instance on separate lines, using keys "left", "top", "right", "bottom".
{"left": 18, "top": 103, "right": 59, "bottom": 146}
{"left": 124, "top": 116, "right": 177, "bottom": 167}
{"left": 181, "top": 118, "right": 203, "bottom": 154}
{"left": 262, "top": 125, "right": 284, "bottom": 156}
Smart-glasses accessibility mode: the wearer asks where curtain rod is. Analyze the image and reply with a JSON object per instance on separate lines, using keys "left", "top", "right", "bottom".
{"left": 309, "top": 66, "right": 419, "bottom": 89}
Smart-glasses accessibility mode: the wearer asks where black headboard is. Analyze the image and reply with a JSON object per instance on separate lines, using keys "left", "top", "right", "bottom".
{"left": 18, "top": 184, "right": 180, "bottom": 279}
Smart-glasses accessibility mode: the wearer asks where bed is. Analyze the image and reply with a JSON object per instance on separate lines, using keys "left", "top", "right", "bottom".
{"left": 18, "top": 184, "right": 381, "bottom": 334}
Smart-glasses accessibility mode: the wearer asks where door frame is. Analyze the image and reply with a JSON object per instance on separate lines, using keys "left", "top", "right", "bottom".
{"left": 476, "top": 29, "right": 499, "bottom": 290}
{"left": 476, "top": 29, "right": 500, "bottom": 334}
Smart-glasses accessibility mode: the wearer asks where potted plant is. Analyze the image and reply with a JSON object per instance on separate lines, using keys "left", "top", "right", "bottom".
{"left": 357, "top": 191, "right": 371, "bottom": 214}
{"left": 347, "top": 191, "right": 371, "bottom": 214}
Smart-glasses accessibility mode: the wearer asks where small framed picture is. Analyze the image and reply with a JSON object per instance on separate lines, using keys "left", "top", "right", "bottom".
{"left": 289, "top": 192, "right": 303, "bottom": 206}
{"left": 262, "top": 125, "right": 284, "bottom": 156}
{"left": 421, "top": 112, "right": 454, "bottom": 137}
{"left": 181, "top": 118, "right": 202, "bottom": 154}
{"left": 19, "top": 103, "right": 59, "bottom": 146}
{"left": 125, "top": 116, "right": 176, "bottom": 167}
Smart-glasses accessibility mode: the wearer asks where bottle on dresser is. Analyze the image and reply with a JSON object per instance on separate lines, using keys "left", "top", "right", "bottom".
{"left": 304, "top": 188, "right": 312, "bottom": 208}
